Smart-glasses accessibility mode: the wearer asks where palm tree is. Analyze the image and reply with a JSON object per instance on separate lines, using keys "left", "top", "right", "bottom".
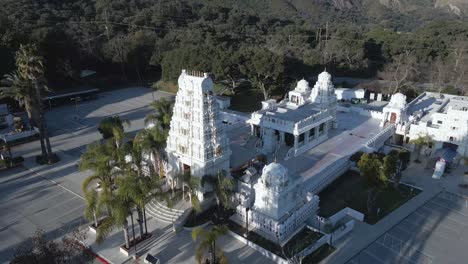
{"left": 120, "top": 142, "right": 168, "bottom": 238}
{"left": 80, "top": 140, "right": 121, "bottom": 220}
{"left": 96, "top": 191, "right": 133, "bottom": 249}
{"left": 410, "top": 134, "right": 433, "bottom": 162}
{"left": 202, "top": 171, "right": 235, "bottom": 222}
{"left": 181, "top": 172, "right": 202, "bottom": 213}
{"left": 98, "top": 116, "right": 130, "bottom": 148}
{"left": 134, "top": 127, "right": 167, "bottom": 177}
{"left": 192, "top": 225, "right": 229, "bottom": 264}
{"left": 144, "top": 98, "right": 173, "bottom": 132}
{"left": 15, "top": 44, "right": 56, "bottom": 163}
{"left": 0, "top": 70, "right": 48, "bottom": 159}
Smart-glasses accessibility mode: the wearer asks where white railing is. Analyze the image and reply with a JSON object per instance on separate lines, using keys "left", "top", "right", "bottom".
{"left": 298, "top": 220, "right": 356, "bottom": 258}
{"left": 365, "top": 123, "right": 395, "bottom": 149}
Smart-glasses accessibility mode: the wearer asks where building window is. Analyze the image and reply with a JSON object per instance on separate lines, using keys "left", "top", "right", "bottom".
{"left": 437, "top": 120, "right": 443, "bottom": 124}
{"left": 309, "top": 128, "right": 315, "bottom": 139}
{"left": 449, "top": 136, "right": 454, "bottom": 142}
{"left": 299, "top": 133, "right": 304, "bottom": 143}
{"left": 181, "top": 128, "right": 189, "bottom": 136}
{"left": 452, "top": 127, "right": 457, "bottom": 130}
{"left": 183, "top": 112, "right": 191, "bottom": 120}
{"left": 178, "top": 145, "right": 188, "bottom": 154}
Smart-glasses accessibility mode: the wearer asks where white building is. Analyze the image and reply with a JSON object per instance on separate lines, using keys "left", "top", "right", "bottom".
{"left": 165, "top": 70, "right": 231, "bottom": 191}
{"left": 247, "top": 71, "right": 337, "bottom": 158}
{"left": 392, "top": 92, "right": 468, "bottom": 160}
{"left": 234, "top": 162, "right": 319, "bottom": 243}
{"left": 335, "top": 88, "right": 366, "bottom": 101}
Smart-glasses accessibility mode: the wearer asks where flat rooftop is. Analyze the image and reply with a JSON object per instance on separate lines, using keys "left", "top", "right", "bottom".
{"left": 407, "top": 92, "right": 468, "bottom": 122}
{"left": 227, "top": 111, "right": 384, "bottom": 183}
{"left": 256, "top": 102, "right": 320, "bottom": 123}
{"left": 282, "top": 112, "right": 383, "bottom": 182}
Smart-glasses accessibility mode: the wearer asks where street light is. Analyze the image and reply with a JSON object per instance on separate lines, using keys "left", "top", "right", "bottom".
{"left": 245, "top": 207, "right": 250, "bottom": 238}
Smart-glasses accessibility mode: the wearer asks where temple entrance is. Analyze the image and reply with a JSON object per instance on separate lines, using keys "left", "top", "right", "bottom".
{"left": 182, "top": 163, "right": 191, "bottom": 175}
{"left": 285, "top": 133, "right": 294, "bottom": 147}
{"left": 390, "top": 113, "right": 397, "bottom": 123}
{"left": 254, "top": 125, "right": 261, "bottom": 138}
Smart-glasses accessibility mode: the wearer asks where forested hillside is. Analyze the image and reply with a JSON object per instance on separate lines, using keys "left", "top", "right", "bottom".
{"left": 0, "top": 0, "right": 467, "bottom": 97}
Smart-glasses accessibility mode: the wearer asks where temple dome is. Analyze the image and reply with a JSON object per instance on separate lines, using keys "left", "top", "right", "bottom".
{"left": 296, "top": 79, "right": 310, "bottom": 92}
{"left": 388, "top": 93, "right": 407, "bottom": 109}
{"left": 317, "top": 70, "right": 332, "bottom": 83}
{"left": 261, "top": 162, "right": 289, "bottom": 189}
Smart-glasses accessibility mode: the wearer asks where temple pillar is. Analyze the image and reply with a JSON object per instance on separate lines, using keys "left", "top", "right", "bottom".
{"left": 305, "top": 130, "right": 310, "bottom": 144}
{"left": 280, "top": 131, "right": 285, "bottom": 143}
{"left": 294, "top": 136, "right": 299, "bottom": 150}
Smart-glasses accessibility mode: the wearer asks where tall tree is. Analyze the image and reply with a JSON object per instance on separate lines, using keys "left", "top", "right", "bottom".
{"left": 410, "top": 134, "right": 433, "bottom": 162}
{"left": 382, "top": 150, "right": 399, "bottom": 187}
{"left": 181, "top": 172, "right": 202, "bottom": 213}
{"left": 213, "top": 49, "right": 243, "bottom": 94}
{"left": 134, "top": 127, "right": 167, "bottom": 177}
{"left": 144, "top": 98, "right": 173, "bottom": 132}
{"left": 15, "top": 44, "right": 56, "bottom": 163}
{"left": 357, "top": 153, "right": 387, "bottom": 216}
{"left": 240, "top": 48, "right": 286, "bottom": 100}
{"left": 202, "top": 171, "right": 234, "bottom": 222}
{"left": 378, "top": 51, "right": 419, "bottom": 94}
{"left": 0, "top": 72, "right": 34, "bottom": 123}
{"left": 192, "top": 225, "right": 229, "bottom": 264}
{"left": 80, "top": 140, "right": 121, "bottom": 221}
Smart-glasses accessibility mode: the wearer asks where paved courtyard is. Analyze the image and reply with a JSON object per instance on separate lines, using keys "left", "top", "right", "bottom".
{"left": 348, "top": 191, "right": 468, "bottom": 264}
{"left": 0, "top": 87, "right": 273, "bottom": 264}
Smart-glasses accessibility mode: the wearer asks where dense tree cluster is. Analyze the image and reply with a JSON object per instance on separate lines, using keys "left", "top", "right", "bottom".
{"left": 1, "top": 0, "right": 467, "bottom": 96}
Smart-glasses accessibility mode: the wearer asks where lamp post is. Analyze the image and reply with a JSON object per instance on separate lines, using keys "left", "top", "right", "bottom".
{"left": 245, "top": 207, "right": 250, "bottom": 238}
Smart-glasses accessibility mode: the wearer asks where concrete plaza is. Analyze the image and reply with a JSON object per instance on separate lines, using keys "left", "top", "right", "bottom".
{"left": 0, "top": 87, "right": 272, "bottom": 264}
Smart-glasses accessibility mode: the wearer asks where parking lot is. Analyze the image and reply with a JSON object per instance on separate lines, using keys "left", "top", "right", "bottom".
{"left": 348, "top": 191, "right": 468, "bottom": 264}
{"left": 0, "top": 88, "right": 168, "bottom": 263}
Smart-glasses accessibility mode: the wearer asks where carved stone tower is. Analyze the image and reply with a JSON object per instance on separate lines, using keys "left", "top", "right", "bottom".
{"left": 165, "top": 70, "right": 231, "bottom": 191}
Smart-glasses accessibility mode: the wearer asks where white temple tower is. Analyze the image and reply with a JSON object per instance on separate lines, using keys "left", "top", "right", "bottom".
{"left": 310, "top": 70, "right": 338, "bottom": 128}
{"left": 165, "top": 70, "right": 231, "bottom": 190}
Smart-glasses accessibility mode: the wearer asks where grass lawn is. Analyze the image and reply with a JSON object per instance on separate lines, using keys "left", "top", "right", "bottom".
{"left": 318, "top": 170, "right": 421, "bottom": 224}
{"left": 302, "top": 243, "right": 335, "bottom": 264}
{"left": 283, "top": 228, "right": 323, "bottom": 257}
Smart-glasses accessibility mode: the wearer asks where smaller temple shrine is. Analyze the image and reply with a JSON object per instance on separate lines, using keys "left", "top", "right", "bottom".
{"left": 247, "top": 71, "right": 337, "bottom": 158}
{"left": 234, "top": 162, "right": 319, "bottom": 243}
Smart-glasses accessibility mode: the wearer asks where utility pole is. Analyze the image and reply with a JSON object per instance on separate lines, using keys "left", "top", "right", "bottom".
{"left": 104, "top": 8, "right": 110, "bottom": 40}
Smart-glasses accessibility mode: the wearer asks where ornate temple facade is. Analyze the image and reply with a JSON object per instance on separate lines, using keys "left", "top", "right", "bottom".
{"left": 235, "top": 162, "right": 319, "bottom": 242}
{"left": 165, "top": 70, "right": 231, "bottom": 191}
{"left": 247, "top": 71, "right": 337, "bottom": 159}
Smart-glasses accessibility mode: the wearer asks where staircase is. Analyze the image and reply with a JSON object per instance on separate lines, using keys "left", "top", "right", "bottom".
{"left": 145, "top": 199, "right": 189, "bottom": 224}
